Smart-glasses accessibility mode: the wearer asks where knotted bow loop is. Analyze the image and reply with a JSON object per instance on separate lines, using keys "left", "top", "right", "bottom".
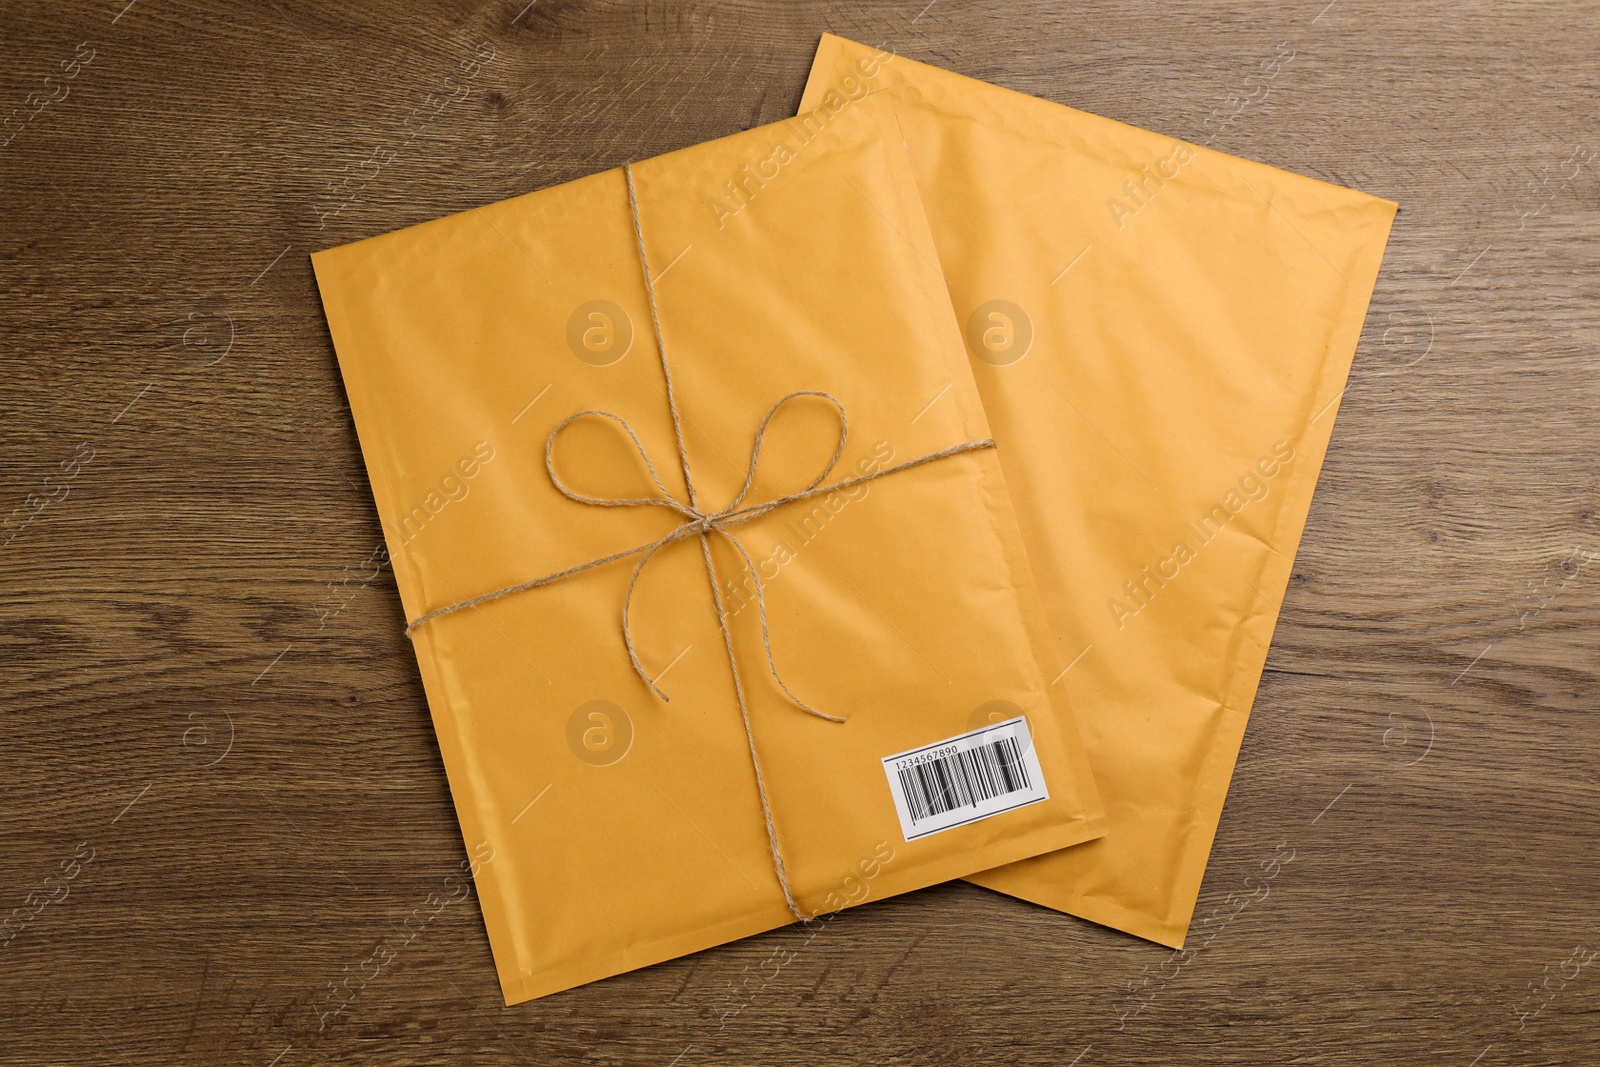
{"left": 544, "top": 409, "right": 699, "bottom": 520}
{"left": 721, "top": 390, "right": 849, "bottom": 519}
{"left": 541, "top": 394, "right": 852, "bottom": 723}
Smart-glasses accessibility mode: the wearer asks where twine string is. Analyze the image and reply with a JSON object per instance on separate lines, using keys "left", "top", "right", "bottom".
{"left": 404, "top": 162, "right": 998, "bottom": 920}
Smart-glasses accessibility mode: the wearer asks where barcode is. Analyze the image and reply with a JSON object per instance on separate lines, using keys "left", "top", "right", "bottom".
{"left": 881, "top": 717, "right": 1050, "bottom": 841}
{"left": 897, "top": 737, "right": 1030, "bottom": 823}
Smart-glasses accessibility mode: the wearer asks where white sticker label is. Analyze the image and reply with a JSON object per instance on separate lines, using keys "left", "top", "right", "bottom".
{"left": 881, "top": 717, "right": 1049, "bottom": 842}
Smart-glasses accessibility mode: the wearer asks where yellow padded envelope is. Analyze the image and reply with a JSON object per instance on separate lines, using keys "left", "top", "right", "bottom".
{"left": 801, "top": 35, "right": 1395, "bottom": 947}
{"left": 312, "top": 94, "right": 1103, "bottom": 1002}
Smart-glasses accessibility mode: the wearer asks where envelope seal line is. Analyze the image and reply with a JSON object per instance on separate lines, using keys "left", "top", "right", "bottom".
{"left": 403, "top": 162, "right": 999, "bottom": 920}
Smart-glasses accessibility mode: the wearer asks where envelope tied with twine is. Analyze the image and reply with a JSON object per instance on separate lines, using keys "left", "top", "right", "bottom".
{"left": 313, "top": 94, "right": 1105, "bottom": 1003}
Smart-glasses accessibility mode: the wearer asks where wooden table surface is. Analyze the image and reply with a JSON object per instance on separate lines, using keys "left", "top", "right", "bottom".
{"left": 3, "top": 2, "right": 1596, "bottom": 1064}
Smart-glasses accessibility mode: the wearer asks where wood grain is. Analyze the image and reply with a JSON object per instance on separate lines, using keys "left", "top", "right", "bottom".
{"left": 2, "top": 1, "right": 1596, "bottom": 1064}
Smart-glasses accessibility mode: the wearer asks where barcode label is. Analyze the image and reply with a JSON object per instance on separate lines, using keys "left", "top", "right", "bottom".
{"left": 881, "top": 717, "right": 1049, "bottom": 841}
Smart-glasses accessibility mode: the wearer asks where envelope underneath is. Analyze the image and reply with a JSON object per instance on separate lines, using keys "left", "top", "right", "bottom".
{"left": 801, "top": 34, "right": 1395, "bottom": 948}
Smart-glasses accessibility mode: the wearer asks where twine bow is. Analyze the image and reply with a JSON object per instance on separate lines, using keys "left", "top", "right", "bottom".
{"left": 405, "top": 162, "right": 997, "bottom": 919}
